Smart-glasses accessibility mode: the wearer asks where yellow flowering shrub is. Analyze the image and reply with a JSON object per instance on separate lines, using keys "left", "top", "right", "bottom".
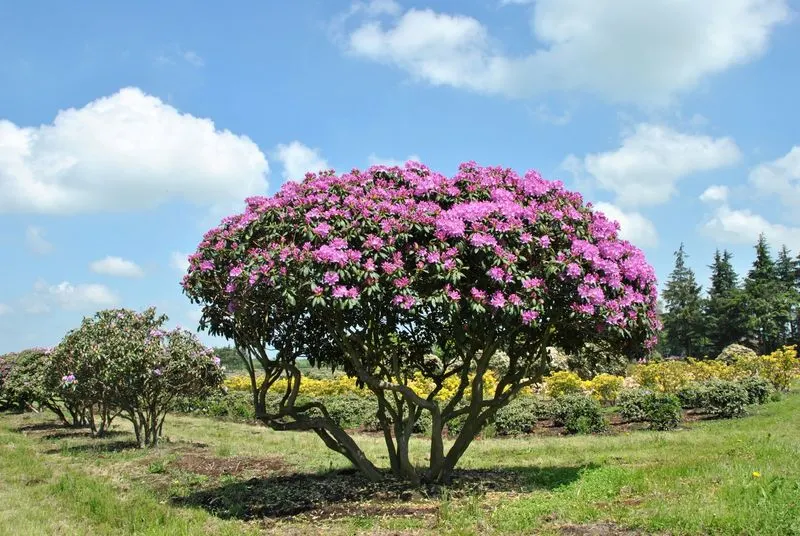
{"left": 733, "top": 345, "right": 799, "bottom": 391}
{"left": 586, "top": 373, "right": 624, "bottom": 404}
{"left": 630, "top": 361, "right": 692, "bottom": 393}
{"left": 686, "top": 359, "right": 740, "bottom": 381}
{"left": 543, "top": 371, "right": 585, "bottom": 398}
{"left": 224, "top": 370, "right": 503, "bottom": 402}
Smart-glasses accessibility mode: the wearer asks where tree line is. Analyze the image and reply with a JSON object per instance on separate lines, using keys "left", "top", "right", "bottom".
{"left": 660, "top": 235, "right": 799, "bottom": 358}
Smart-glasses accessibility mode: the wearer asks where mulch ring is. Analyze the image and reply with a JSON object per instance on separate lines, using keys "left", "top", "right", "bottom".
{"left": 556, "top": 522, "right": 649, "bottom": 535}
{"left": 171, "top": 452, "right": 291, "bottom": 478}
{"left": 172, "top": 467, "right": 528, "bottom": 520}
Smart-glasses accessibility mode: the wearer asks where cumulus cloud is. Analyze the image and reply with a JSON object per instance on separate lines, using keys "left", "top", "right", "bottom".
{"left": 0, "top": 304, "right": 11, "bottom": 316}
{"left": 702, "top": 204, "right": 800, "bottom": 250}
{"left": 367, "top": 153, "right": 422, "bottom": 167}
{"left": 0, "top": 87, "right": 269, "bottom": 214}
{"left": 25, "top": 280, "right": 119, "bottom": 314}
{"left": 344, "top": 0, "right": 789, "bottom": 105}
{"left": 89, "top": 256, "right": 145, "bottom": 278}
{"left": 593, "top": 202, "right": 658, "bottom": 248}
{"left": 25, "top": 226, "right": 53, "bottom": 254}
{"left": 563, "top": 124, "right": 741, "bottom": 206}
{"left": 274, "top": 141, "right": 330, "bottom": 181}
{"left": 749, "top": 146, "right": 800, "bottom": 207}
{"left": 699, "top": 185, "right": 730, "bottom": 204}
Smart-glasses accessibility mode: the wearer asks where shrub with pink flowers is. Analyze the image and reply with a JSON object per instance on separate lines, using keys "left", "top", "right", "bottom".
{"left": 0, "top": 347, "right": 86, "bottom": 424}
{"left": 183, "top": 161, "right": 660, "bottom": 483}
{"left": 55, "top": 308, "right": 225, "bottom": 446}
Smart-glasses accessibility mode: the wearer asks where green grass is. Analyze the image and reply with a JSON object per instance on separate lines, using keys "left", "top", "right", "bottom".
{"left": 1, "top": 391, "right": 799, "bottom": 535}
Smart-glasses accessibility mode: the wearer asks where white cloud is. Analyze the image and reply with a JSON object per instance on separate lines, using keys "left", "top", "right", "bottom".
{"left": 89, "top": 256, "right": 144, "bottom": 278}
{"left": 563, "top": 124, "right": 741, "bottom": 206}
{"left": 699, "top": 185, "right": 730, "bottom": 204}
{"left": 345, "top": 0, "right": 789, "bottom": 104}
{"left": 25, "top": 226, "right": 53, "bottom": 254}
{"left": 748, "top": 146, "right": 800, "bottom": 207}
{"left": 274, "top": 141, "right": 330, "bottom": 181}
{"left": 0, "top": 304, "right": 11, "bottom": 316}
{"left": 530, "top": 104, "right": 571, "bottom": 126}
{"left": 593, "top": 202, "right": 658, "bottom": 248}
{"left": 25, "top": 280, "right": 119, "bottom": 314}
{"left": 702, "top": 205, "right": 800, "bottom": 250}
{"left": 0, "top": 87, "right": 269, "bottom": 214}
{"left": 367, "top": 153, "right": 422, "bottom": 167}
{"left": 182, "top": 50, "right": 205, "bottom": 67}
{"left": 170, "top": 251, "right": 191, "bottom": 274}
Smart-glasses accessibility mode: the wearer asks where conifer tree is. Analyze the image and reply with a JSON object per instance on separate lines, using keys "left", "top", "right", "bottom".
{"left": 705, "top": 250, "right": 747, "bottom": 356}
{"left": 743, "top": 235, "right": 790, "bottom": 353}
{"left": 662, "top": 244, "right": 707, "bottom": 357}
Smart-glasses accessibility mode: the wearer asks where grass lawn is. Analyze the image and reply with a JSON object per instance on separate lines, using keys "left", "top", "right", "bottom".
{"left": 1, "top": 391, "right": 799, "bottom": 535}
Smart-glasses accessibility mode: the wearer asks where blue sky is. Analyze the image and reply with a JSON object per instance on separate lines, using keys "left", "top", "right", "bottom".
{"left": 1, "top": 0, "right": 799, "bottom": 353}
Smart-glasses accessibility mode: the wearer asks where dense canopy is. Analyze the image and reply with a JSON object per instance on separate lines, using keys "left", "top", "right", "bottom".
{"left": 183, "top": 161, "right": 660, "bottom": 482}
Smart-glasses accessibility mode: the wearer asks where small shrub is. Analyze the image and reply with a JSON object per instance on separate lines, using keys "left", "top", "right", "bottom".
{"left": 642, "top": 393, "right": 682, "bottom": 431}
{"left": 703, "top": 379, "right": 749, "bottom": 418}
{"left": 543, "top": 371, "right": 585, "bottom": 399}
{"left": 737, "top": 376, "right": 772, "bottom": 405}
{"left": 493, "top": 396, "right": 546, "bottom": 435}
{"left": 630, "top": 361, "right": 692, "bottom": 393}
{"left": 717, "top": 343, "right": 757, "bottom": 365}
{"left": 552, "top": 394, "right": 607, "bottom": 434}
{"left": 322, "top": 393, "right": 379, "bottom": 430}
{"left": 618, "top": 388, "right": 652, "bottom": 422}
{"left": 676, "top": 382, "right": 709, "bottom": 409}
{"left": 586, "top": 373, "right": 624, "bottom": 405}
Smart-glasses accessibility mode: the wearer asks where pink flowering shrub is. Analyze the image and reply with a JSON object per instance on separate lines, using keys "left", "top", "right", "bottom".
{"left": 55, "top": 308, "right": 225, "bottom": 446}
{"left": 183, "top": 161, "right": 659, "bottom": 483}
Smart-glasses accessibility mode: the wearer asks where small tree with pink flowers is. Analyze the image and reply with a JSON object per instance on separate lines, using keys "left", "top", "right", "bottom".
{"left": 183, "top": 161, "right": 660, "bottom": 484}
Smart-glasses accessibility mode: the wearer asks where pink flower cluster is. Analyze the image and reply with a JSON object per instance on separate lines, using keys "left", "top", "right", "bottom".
{"left": 184, "top": 161, "right": 660, "bottom": 348}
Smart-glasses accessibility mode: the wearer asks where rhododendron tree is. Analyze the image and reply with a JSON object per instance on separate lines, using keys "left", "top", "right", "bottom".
{"left": 56, "top": 308, "right": 225, "bottom": 446}
{"left": 0, "top": 348, "right": 86, "bottom": 424}
{"left": 183, "top": 161, "right": 660, "bottom": 483}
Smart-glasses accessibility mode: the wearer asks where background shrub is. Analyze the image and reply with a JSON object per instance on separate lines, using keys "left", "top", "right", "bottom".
{"left": 322, "top": 394, "right": 379, "bottom": 430}
{"left": 543, "top": 371, "right": 585, "bottom": 399}
{"left": 641, "top": 393, "right": 682, "bottom": 431}
{"left": 618, "top": 389, "right": 653, "bottom": 422}
{"left": 493, "top": 396, "right": 547, "bottom": 436}
{"left": 703, "top": 379, "right": 749, "bottom": 418}
{"left": 737, "top": 376, "right": 773, "bottom": 405}
{"left": 552, "top": 394, "right": 607, "bottom": 434}
{"left": 676, "top": 382, "right": 709, "bottom": 409}
{"left": 586, "top": 373, "right": 624, "bottom": 405}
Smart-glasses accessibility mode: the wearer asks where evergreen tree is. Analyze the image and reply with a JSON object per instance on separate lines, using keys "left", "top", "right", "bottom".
{"left": 743, "top": 235, "right": 791, "bottom": 353}
{"left": 662, "top": 244, "right": 707, "bottom": 357}
{"left": 776, "top": 246, "right": 800, "bottom": 345}
{"left": 705, "top": 249, "right": 747, "bottom": 356}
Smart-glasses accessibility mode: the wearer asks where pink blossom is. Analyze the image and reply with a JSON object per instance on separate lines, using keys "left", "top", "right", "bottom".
{"left": 487, "top": 266, "right": 506, "bottom": 281}
{"left": 539, "top": 236, "right": 551, "bottom": 248}
{"left": 521, "top": 310, "right": 539, "bottom": 325}
{"left": 314, "top": 222, "right": 332, "bottom": 236}
{"left": 323, "top": 271, "right": 340, "bottom": 286}
{"left": 490, "top": 292, "right": 506, "bottom": 309}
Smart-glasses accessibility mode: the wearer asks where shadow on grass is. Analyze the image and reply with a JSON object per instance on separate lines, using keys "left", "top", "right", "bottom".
{"left": 15, "top": 421, "right": 73, "bottom": 433}
{"left": 172, "top": 463, "right": 597, "bottom": 519}
{"left": 44, "top": 439, "right": 141, "bottom": 455}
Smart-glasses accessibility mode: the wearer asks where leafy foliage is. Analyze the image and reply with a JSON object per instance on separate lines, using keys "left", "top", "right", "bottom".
{"left": 737, "top": 376, "right": 773, "bottom": 405}
{"left": 55, "top": 308, "right": 225, "bottom": 446}
{"left": 492, "top": 396, "right": 547, "bottom": 435}
{"left": 702, "top": 380, "right": 749, "bottom": 419}
{"left": 551, "top": 394, "right": 607, "bottom": 434}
